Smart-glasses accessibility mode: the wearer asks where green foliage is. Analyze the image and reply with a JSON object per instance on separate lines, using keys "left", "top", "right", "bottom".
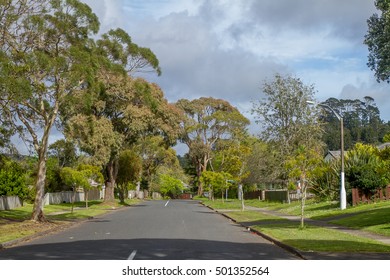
{"left": 310, "top": 160, "right": 340, "bottom": 201}
{"left": 285, "top": 146, "right": 323, "bottom": 182}
{"left": 251, "top": 73, "right": 324, "bottom": 185}
{"left": 60, "top": 164, "right": 103, "bottom": 208}
{"left": 0, "top": 0, "right": 101, "bottom": 221}
{"left": 321, "top": 97, "right": 389, "bottom": 151}
{"left": 60, "top": 164, "right": 103, "bottom": 190}
{"left": 383, "top": 133, "right": 390, "bottom": 143}
{"left": 252, "top": 74, "right": 322, "bottom": 149}
{"left": 345, "top": 143, "right": 389, "bottom": 194}
{"left": 97, "top": 27, "right": 161, "bottom": 76}
{"left": 243, "top": 140, "right": 277, "bottom": 186}
{"left": 213, "top": 135, "right": 253, "bottom": 183}
{"left": 117, "top": 150, "right": 142, "bottom": 185}
{"left": 60, "top": 167, "right": 88, "bottom": 189}
{"left": 45, "top": 157, "right": 63, "bottom": 192}
{"left": 159, "top": 174, "right": 184, "bottom": 198}
{"left": 0, "top": 159, "right": 29, "bottom": 200}
{"left": 0, "top": 122, "right": 13, "bottom": 152}
{"left": 0, "top": 0, "right": 166, "bottom": 215}
{"left": 147, "top": 145, "right": 189, "bottom": 196}
{"left": 176, "top": 97, "right": 249, "bottom": 195}
{"left": 77, "top": 164, "right": 104, "bottom": 188}
{"left": 365, "top": 0, "right": 390, "bottom": 83}
{"left": 48, "top": 139, "right": 78, "bottom": 168}
{"left": 116, "top": 149, "right": 142, "bottom": 202}
{"left": 285, "top": 145, "right": 324, "bottom": 228}
{"left": 200, "top": 171, "right": 233, "bottom": 199}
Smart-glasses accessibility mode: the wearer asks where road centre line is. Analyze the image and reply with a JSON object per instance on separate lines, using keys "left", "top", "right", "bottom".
{"left": 164, "top": 200, "right": 170, "bottom": 207}
{"left": 127, "top": 250, "right": 137, "bottom": 260}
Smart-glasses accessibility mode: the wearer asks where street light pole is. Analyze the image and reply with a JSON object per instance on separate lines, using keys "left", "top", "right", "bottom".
{"left": 307, "top": 101, "right": 346, "bottom": 210}
{"left": 340, "top": 117, "right": 346, "bottom": 210}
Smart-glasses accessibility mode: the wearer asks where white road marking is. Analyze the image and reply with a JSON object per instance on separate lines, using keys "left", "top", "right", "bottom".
{"left": 127, "top": 250, "right": 137, "bottom": 260}
{"left": 165, "top": 200, "right": 170, "bottom": 207}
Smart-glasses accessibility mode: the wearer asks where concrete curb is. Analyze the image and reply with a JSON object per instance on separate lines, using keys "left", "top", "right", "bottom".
{"left": 200, "top": 202, "right": 306, "bottom": 260}
{"left": 218, "top": 211, "right": 306, "bottom": 260}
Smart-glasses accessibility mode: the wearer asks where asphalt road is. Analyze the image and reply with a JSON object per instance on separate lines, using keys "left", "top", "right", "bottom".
{"left": 0, "top": 200, "right": 298, "bottom": 260}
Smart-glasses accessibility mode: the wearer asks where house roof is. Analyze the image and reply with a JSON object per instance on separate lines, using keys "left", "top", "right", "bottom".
{"left": 327, "top": 150, "right": 341, "bottom": 158}
{"left": 324, "top": 150, "right": 343, "bottom": 162}
{"left": 324, "top": 142, "right": 390, "bottom": 161}
{"left": 377, "top": 142, "right": 390, "bottom": 150}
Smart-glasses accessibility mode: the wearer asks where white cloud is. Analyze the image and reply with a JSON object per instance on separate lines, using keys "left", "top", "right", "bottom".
{"left": 80, "top": 0, "right": 390, "bottom": 124}
{"left": 81, "top": 0, "right": 125, "bottom": 32}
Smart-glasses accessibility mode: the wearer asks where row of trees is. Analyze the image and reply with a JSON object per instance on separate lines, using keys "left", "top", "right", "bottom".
{"left": 0, "top": 0, "right": 252, "bottom": 221}
{"left": 320, "top": 97, "right": 390, "bottom": 151}
{"left": 0, "top": 0, "right": 182, "bottom": 221}
{"left": 2, "top": 0, "right": 390, "bottom": 224}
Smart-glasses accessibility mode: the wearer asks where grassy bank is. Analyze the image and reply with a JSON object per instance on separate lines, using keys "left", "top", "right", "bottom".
{"left": 198, "top": 197, "right": 390, "bottom": 252}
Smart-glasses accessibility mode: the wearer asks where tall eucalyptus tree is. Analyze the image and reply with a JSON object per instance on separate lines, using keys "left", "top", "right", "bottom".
{"left": 0, "top": 0, "right": 99, "bottom": 221}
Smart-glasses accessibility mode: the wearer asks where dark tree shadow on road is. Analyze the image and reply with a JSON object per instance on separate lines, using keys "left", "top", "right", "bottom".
{"left": 0, "top": 238, "right": 298, "bottom": 260}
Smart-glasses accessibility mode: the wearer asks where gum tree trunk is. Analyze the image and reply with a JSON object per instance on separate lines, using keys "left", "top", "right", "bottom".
{"left": 31, "top": 143, "right": 49, "bottom": 222}
{"left": 104, "top": 159, "right": 118, "bottom": 202}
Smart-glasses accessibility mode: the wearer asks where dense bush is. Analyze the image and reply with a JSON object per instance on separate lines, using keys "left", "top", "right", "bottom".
{"left": 310, "top": 160, "right": 340, "bottom": 201}
{"left": 345, "top": 143, "right": 389, "bottom": 194}
{"left": 0, "top": 159, "right": 29, "bottom": 200}
{"left": 159, "top": 174, "right": 184, "bottom": 198}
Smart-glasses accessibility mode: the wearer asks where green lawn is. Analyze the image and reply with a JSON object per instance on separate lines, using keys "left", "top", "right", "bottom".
{"left": 330, "top": 206, "right": 390, "bottom": 237}
{"left": 197, "top": 197, "right": 390, "bottom": 252}
{"left": 226, "top": 210, "right": 390, "bottom": 253}
{"left": 197, "top": 197, "right": 243, "bottom": 209}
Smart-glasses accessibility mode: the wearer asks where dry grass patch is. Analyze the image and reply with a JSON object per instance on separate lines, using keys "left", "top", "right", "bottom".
{"left": 0, "top": 219, "right": 71, "bottom": 244}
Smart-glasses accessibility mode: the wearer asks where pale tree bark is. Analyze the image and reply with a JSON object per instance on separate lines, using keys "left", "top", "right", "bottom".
{"left": 17, "top": 99, "right": 58, "bottom": 222}
{"left": 32, "top": 113, "right": 58, "bottom": 221}
{"left": 300, "top": 178, "right": 307, "bottom": 228}
{"left": 31, "top": 149, "right": 48, "bottom": 222}
{"left": 1, "top": 0, "right": 99, "bottom": 222}
{"left": 196, "top": 162, "right": 203, "bottom": 196}
{"left": 196, "top": 154, "right": 211, "bottom": 196}
{"left": 104, "top": 158, "right": 118, "bottom": 202}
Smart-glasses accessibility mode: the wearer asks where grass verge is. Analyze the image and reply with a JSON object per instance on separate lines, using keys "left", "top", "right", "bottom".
{"left": 225, "top": 210, "right": 390, "bottom": 253}
{"left": 197, "top": 197, "right": 390, "bottom": 253}
{"left": 0, "top": 199, "right": 140, "bottom": 244}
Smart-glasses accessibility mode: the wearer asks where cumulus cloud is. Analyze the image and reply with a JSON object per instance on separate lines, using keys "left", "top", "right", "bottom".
{"left": 248, "top": 0, "right": 375, "bottom": 42}
{"left": 81, "top": 0, "right": 126, "bottom": 32}
{"left": 80, "top": 0, "right": 390, "bottom": 124}
{"left": 126, "top": 10, "right": 286, "bottom": 110}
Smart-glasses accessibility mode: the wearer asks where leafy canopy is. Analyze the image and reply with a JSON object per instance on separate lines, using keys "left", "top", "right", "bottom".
{"left": 365, "top": 0, "right": 390, "bottom": 83}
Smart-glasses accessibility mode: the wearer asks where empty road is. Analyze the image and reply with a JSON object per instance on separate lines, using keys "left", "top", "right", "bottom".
{"left": 0, "top": 200, "right": 298, "bottom": 260}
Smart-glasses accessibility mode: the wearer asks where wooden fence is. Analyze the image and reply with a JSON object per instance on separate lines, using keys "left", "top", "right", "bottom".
{"left": 352, "top": 186, "right": 390, "bottom": 206}
{"left": 245, "top": 190, "right": 310, "bottom": 202}
{"left": 43, "top": 189, "right": 101, "bottom": 206}
{"left": 0, "top": 196, "right": 22, "bottom": 210}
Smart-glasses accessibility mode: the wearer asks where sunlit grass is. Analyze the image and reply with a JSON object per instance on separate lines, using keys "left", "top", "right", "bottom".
{"left": 253, "top": 223, "right": 390, "bottom": 252}
{"left": 201, "top": 198, "right": 390, "bottom": 252}
{"left": 330, "top": 206, "right": 390, "bottom": 236}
